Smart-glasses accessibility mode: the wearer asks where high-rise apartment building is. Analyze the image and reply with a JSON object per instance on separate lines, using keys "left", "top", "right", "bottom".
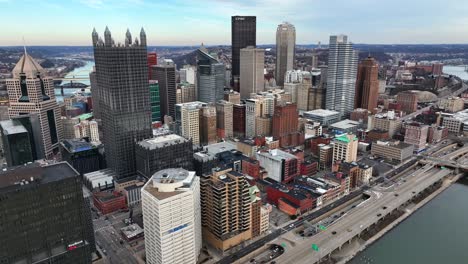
{"left": 92, "top": 27, "right": 152, "bottom": 178}
{"left": 152, "top": 59, "right": 177, "bottom": 118}
{"left": 197, "top": 48, "right": 225, "bottom": 104}
{"left": 216, "top": 100, "right": 233, "bottom": 139}
{"left": 0, "top": 162, "right": 95, "bottom": 264}
{"left": 135, "top": 133, "right": 193, "bottom": 178}
{"left": 149, "top": 80, "right": 161, "bottom": 122}
{"left": 231, "top": 16, "right": 256, "bottom": 88}
{"left": 276, "top": 22, "right": 296, "bottom": 86}
{"left": 332, "top": 133, "right": 358, "bottom": 163}
{"left": 239, "top": 46, "right": 264, "bottom": 99}
{"left": 6, "top": 51, "right": 63, "bottom": 159}
{"left": 142, "top": 168, "right": 201, "bottom": 264}
{"left": 355, "top": 56, "right": 379, "bottom": 111}
{"left": 325, "top": 35, "right": 358, "bottom": 118}
{"left": 201, "top": 168, "right": 251, "bottom": 251}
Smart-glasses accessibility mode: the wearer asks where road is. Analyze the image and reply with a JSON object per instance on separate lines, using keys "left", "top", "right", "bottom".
{"left": 275, "top": 165, "right": 451, "bottom": 264}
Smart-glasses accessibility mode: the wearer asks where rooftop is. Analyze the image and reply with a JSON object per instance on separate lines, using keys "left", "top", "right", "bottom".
{"left": 144, "top": 168, "right": 196, "bottom": 200}
{"left": 0, "top": 119, "right": 27, "bottom": 135}
{"left": 334, "top": 134, "right": 358, "bottom": 143}
{"left": 61, "top": 139, "right": 97, "bottom": 153}
{"left": 304, "top": 109, "right": 340, "bottom": 117}
{"left": 374, "top": 140, "right": 414, "bottom": 149}
{"left": 0, "top": 162, "right": 78, "bottom": 192}
{"left": 137, "top": 134, "right": 189, "bottom": 150}
{"left": 330, "top": 119, "right": 361, "bottom": 130}
{"left": 257, "top": 149, "right": 297, "bottom": 161}
{"left": 11, "top": 52, "right": 45, "bottom": 79}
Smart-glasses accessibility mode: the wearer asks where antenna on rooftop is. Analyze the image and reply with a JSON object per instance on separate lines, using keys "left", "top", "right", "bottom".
{"left": 22, "top": 36, "right": 27, "bottom": 55}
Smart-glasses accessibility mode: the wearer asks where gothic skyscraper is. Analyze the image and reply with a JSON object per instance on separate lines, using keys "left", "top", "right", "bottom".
{"left": 92, "top": 27, "right": 152, "bottom": 178}
{"left": 275, "top": 22, "right": 296, "bottom": 87}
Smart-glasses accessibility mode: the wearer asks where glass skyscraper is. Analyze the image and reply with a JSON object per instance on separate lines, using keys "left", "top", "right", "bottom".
{"left": 197, "top": 48, "right": 225, "bottom": 103}
{"left": 92, "top": 27, "right": 152, "bottom": 178}
{"left": 231, "top": 16, "right": 256, "bottom": 88}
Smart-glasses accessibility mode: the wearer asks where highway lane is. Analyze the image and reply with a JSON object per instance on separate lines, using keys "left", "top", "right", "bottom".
{"left": 276, "top": 166, "right": 451, "bottom": 264}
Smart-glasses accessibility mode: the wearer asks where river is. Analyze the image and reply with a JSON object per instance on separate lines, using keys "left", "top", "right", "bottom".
{"left": 443, "top": 65, "right": 468, "bottom": 81}
{"left": 54, "top": 60, "right": 94, "bottom": 102}
{"left": 348, "top": 181, "right": 468, "bottom": 264}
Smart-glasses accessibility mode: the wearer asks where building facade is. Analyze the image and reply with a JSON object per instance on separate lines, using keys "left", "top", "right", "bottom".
{"left": 152, "top": 59, "right": 177, "bottom": 119}
{"left": 216, "top": 100, "right": 234, "bottom": 139}
{"left": 332, "top": 134, "right": 358, "bottom": 163}
{"left": 355, "top": 56, "right": 379, "bottom": 111}
{"left": 275, "top": 22, "right": 296, "bottom": 86}
{"left": 325, "top": 35, "right": 358, "bottom": 118}
{"left": 197, "top": 48, "right": 225, "bottom": 103}
{"left": 240, "top": 47, "right": 264, "bottom": 99}
{"left": 231, "top": 16, "right": 256, "bottom": 88}
{"left": 142, "top": 169, "right": 201, "bottom": 264}
{"left": 6, "top": 52, "right": 63, "bottom": 159}
{"left": 92, "top": 27, "right": 152, "bottom": 178}
{"left": 149, "top": 80, "right": 161, "bottom": 122}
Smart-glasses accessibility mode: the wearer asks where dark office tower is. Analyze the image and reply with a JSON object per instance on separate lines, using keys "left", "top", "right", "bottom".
{"left": 0, "top": 119, "right": 33, "bottom": 166}
{"left": 149, "top": 80, "right": 161, "bottom": 122}
{"left": 197, "top": 47, "right": 226, "bottom": 103}
{"left": 355, "top": 56, "right": 379, "bottom": 111}
{"left": 135, "top": 133, "right": 193, "bottom": 178}
{"left": 6, "top": 50, "right": 63, "bottom": 159}
{"left": 233, "top": 104, "right": 246, "bottom": 138}
{"left": 60, "top": 139, "right": 101, "bottom": 175}
{"left": 151, "top": 59, "right": 176, "bottom": 119}
{"left": 92, "top": 27, "right": 152, "bottom": 178}
{"left": 231, "top": 16, "right": 256, "bottom": 90}
{"left": 12, "top": 114, "right": 44, "bottom": 160}
{"left": 0, "top": 162, "right": 95, "bottom": 264}
{"left": 89, "top": 68, "right": 100, "bottom": 119}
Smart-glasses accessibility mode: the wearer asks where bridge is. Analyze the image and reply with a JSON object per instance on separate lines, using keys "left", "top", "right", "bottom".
{"left": 274, "top": 165, "right": 453, "bottom": 264}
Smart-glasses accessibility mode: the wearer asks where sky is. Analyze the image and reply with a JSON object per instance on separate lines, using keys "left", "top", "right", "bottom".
{"left": 1, "top": 0, "right": 468, "bottom": 46}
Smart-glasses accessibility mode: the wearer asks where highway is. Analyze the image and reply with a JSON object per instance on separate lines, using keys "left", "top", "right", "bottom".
{"left": 274, "top": 165, "right": 452, "bottom": 264}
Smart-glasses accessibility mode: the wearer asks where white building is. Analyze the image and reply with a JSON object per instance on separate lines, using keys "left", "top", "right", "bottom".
{"left": 142, "top": 168, "right": 201, "bottom": 264}
{"left": 180, "top": 65, "right": 196, "bottom": 84}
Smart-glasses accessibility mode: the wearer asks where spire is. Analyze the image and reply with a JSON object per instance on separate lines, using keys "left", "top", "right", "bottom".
{"left": 92, "top": 27, "right": 99, "bottom": 46}
{"left": 140, "top": 27, "right": 147, "bottom": 47}
{"left": 126, "top": 28, "right": 132, "bottom": 45}
{"left": 134, "top": 37, "right": 139, "bottom": 46}
{"left": 104, "top": 26, "right": 112, "bottom": 47}
{"left": 22, "top": 37, "right": 27, "bottom": 56}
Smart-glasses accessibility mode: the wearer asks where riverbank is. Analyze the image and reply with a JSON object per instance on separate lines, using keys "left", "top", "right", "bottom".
{"left": 337, "top": 173, "right": 464, "bottom": 264}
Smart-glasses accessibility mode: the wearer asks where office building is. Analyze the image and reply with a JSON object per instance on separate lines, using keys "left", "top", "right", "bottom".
{"left": 61, "top": 139, "right": 101, "bottom": 175}
{"left": 355, "top": 56, "right": 379, "bottom": 111}
{"left": 303, "top": 109, "right": 340, "bottom": 126}
{"left": 438, "top": 97, "right": 464, "bottom": 113}
{"left": 329, "top": 119, "right": 361, "bottom": 134}
{"left": 319, "top": 144, "right": 333, "bottom": 170}
{"left": 0, "top": 119, "right": 33, "bottom": 166}
{"left": 404, "top": 123, "right": 429, "bottom": 152}
{"left": 180, "top": 65, "right": 196, "bottom": 84}
{"left": 135, "top": 134, "right": 193, "bottom": 178}
{"left": 272, "top": 103, "right": 300, "bottom": 147}
{"left": 216, "top": 100, "right": 233, "bottom": 139}
{"left": 142, "top": 168, "right": 201, "bottom": 264}
{"left": 10, "top": 114, "right": 44, "bottom": 160}
{"left": 325, "top": 35, "right": 358, "bottom": 118}
{"left": 149, "top": 80, "right": 161, "bottom": 122}
{"left": 147, "top": 51, "right": 158, "bottom": 78}
{"left": 197, "top": 48, "right": 225, "bottom": 103}
{"left": 233, "top": 104, "right": 246, "bottom": 137}
{"left": 240, "top": 46, "right": 264, "bottom": 99}
{"left": 200, "top": 104, "right": 217, "bottom": 145}
{"left": 6, "top": 51, "right": 63, "bottom": 159}
{"left": 176, "top": 82, "right": 197, "bottom": 104}
{"left": 92, "top": 27, "right": 152, "bottom": 178}
{"left": 276, "top": 22, "right": 296, "bottom": 86}
{"left": 427, "top": 125, "right": 449, "bottom": 143}
{"left": 62, "top": 116, "right": 80, "bottom": 139}
{"left": 396, "top": 91, "right": 418, "bottom": 114}
{"left": 179, "top": 102, "right": 202, "bottom": 145}
{"left": 332, "top": 134, "right": 358, "bottom": 163}
{"left": 224, "top": 90, "right": 241, "bottom": 104}
{"left": 152, "top": 59, "right": 177, "bottom": 118}
{"left": 371, "top": 140, "right": 413, "bottom": 162}
{"left": 0, "top": 162, "right": 95, "bottom": 264}
{"left": 245, "top": 99, "right": 263, "bottom": 137}
{"left": 201, "top": 168, "right": 251, "bottom": 251}
{"left": 89, "top": 68, "right": 100, "bottom": 119}
{"left": 369, "top": 113, "right": 402, "bottom": 137}
{"left": 231, "top": 16, "right": 256, "bottom": 88}
{"left": 256, "top": 149, "right": 300, "bottom": 183}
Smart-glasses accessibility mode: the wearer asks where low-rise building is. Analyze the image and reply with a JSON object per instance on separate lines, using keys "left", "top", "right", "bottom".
{"left": 438, "top": 97, "right": 464, "bottom": 113}
{"left": 93, "top": 191, "right": 127, "bottom": 215}
{"left": 303, "top": 109, "right": 340, "bottom": 126}
{"left": 404, "top": 123, "right": 429, "bottom": 152}
{"left": 256, "top": 149, "right": 300, "bottom": 183}
{"left": 371, "top": 140, "right": 414, "bottom": 162}
{"left": 329, "top": 119, "right": 361, "bottom": 134}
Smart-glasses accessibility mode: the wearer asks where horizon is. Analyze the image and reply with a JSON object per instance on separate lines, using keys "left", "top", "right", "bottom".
{"left": 1, "top": 0, "right": 468, "bottom": 46}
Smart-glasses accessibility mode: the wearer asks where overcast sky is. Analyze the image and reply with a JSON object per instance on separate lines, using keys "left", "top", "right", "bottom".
{"left": 1, "top": 0, "right": 468, "bottom": 46}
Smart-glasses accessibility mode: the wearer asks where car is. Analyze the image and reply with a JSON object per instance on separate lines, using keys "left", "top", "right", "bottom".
{"left": 289, "top": 224, "right": 294, "bottom": 228}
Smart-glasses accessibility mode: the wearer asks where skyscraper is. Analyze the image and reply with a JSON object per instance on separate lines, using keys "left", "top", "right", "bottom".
{"left": 239, "top": 46, "right": 264, "bottom": 99}
{"left": 142, "top": 168, "right": 201, "bottom": 264}
{"left": 0, "top": 162, "right": 95, "bottom": 264}
{"left": 152, "top": 59, "right": 177, "bottom": 119}
{"left": 89, "top": 68, "right": 100, "bottom": 119}
{"left": 275, "top": 22, "right": 296, "bottom": 86}
{"left": 149, "top": 80, "right": 161, "bottom": 122}
{"left": 0, "top": 119, "right": 33, "bottom": 166}
{"left": 92, "top": 27, "right": 152, "bottom": 178}
{"left": 7, "top": 51, "right": 63, "bottom": 159}
{"left": 272, "top": 102, "right": 299, "bottom": 147}
{"left": 231, "top": 16, "right": 256, "bottom": 89}
{"left": 197, "top": 47, "right": 225, "bottom": 103}
{"left": 355, "top": 56, "right": 379, "bottom": 111}
{"left": 325, "top": 35, "right": 358, "bottom": 118}
{"left": 216, "top": 100, "right": 233, "bottom": 139}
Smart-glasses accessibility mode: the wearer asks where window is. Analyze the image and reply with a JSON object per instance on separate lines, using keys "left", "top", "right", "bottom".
{"left": 47, "top": 110, "right": 58, "bottom": 144}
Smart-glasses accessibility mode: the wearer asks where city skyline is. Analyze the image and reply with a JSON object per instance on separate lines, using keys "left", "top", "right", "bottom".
{"left": 1, "top": 0, "right": 468, "bottom": 46}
